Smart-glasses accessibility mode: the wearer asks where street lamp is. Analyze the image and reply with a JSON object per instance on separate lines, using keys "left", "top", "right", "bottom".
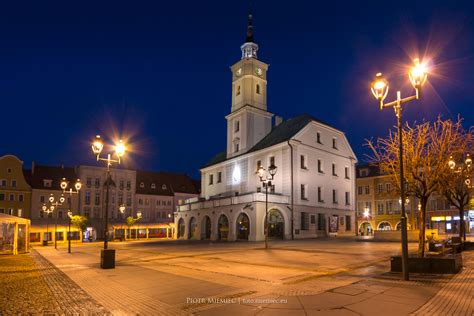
{"left": 60, "top": 178, "right": 82, "bottom": 253}
{"left": 136, "top": 211, "right": 142, "bottom": 240}
{"left": 447, "top": 153, "right": 473, "bottom": 240}
{"left": 119, "top": 204, "right": 126, "bottom": 241}
{"left": 370, "top": 58, "right": 428, "bottom": 281}
{"left": 91, "top": 134, "right": 127, "bottom": 269}
{"left": 256, "top": 163, "right": 277, "bottom": 249}
{"left": 41, "top": 203, "right": 55, "bottom": 246}
{"left": 44, "top": 194, "right": 65, "bottom": 249}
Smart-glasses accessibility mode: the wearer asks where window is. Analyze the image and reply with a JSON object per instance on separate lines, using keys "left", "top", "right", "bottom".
{"left": 377, "top": 183, "right": 383, "bottom": 193}
{"left": 127, "top": 193, "right": 132, "bottom": 206}
{"left": 236, "top": 85, "right": 241, "bottom": 96}
{"left": 386, "top": 183, "right": 391, "bottom": 192}
{"left": 167, "top": 201, "right": 171, "bottom": 206}
{"left": 345, "top": 192, "right": 350, "bottom": 205}
{"left": 358, "top": 186, "right": 363, "bottom": 195}
{"left": 301, "top": 212, "right": 309, "bottom": 230}
{"left": 301, "top": 184, "right": 308, "bottom": 200}
{"left": 94, "top": 178, "right": 100, "bottom": 188}
{"left": 119, "top": 180, "right": 124, "bottom": 190}
{"left": 317, "top": 214, "right": 326, "bottom": 231}
{"left": 234, "top": 120, "right": 240, "bottom": 132}
{"left": 360, "top": 169, "right": 368, "bottom": 177}
{"left": 43, "top": 179, "right": 52, "bottom": 187}
{"left": 332, "top": 163, "right": 337, "bottom": 176}
{"left": 157, "top": 200, "right": 161, "bottom": 206}
{"left": 58, "top": 211, "right": 63, "bottom": 218}
{"left": 318, "top": 159, "right": 323, "bottom": 173}
{"left": 234, "top": 143, "right": 239, "bottom": 152}
{"left": 0, "top": 179, "right": 6, "bottom": 186}
{"left": 345, "top": 216, "right": 351, "bottom": 231}
{"left": 332, "top": 138, "right": 338, "bottom": 149}
{"left": 0, "top": 208, "right": 4, "bottom": 214}
{"left": 84, "top": 207, "right": 90, "bottom": 218}
{"left": 217, "top": 172, "right": 222, "bottom": 183}
{"left": 318, "top": 187, "right": 323, "bottom": 202}
{"left": 317, "top": 132, "right": 322, "bottom": 144}
{"left": 126, "top": 181, "right": 131, "bottom": 190}
{"left": 377, "top": 202, "right": 384, "bottom": 215}
{"left": 311, "top": 215, "right": 316, "bottom": 224}
{"left": 145, "top": 199, "right": 149, "bottom": 206}
{"left": 151, "top": 183, "right": 156, "bottom": 189}
{"left": 118, "top": 192, "right": 123, "bottom": 204}
{"left": 140, "top": 182, "right": 145, "bottom": 188}
{"left": 209, "top": 174, "right": 214, "bottom": 185}
{"left": 9, "top": 194, "right": 14, "bottom": 201}
{"left": 86, "top": 177, "right": 92, "bottom": 187}
{"left": 19, "top": 194, "right": 24, "bottom": 202}
{"left": 300, "top": 155, "right": 307, "bottom": 169}
{"left": 256, "top": 160, "right": 261, "bottom": 171}
{"left": 94, "top": 192, "right": 100, "bottom": 205}
{"left": 85, "top": 191, "right": 91, "bottom": 205}
{"left": 345, "top": 167, "right": 349, "bottom": 179}
{"left": 365, "top": 186, "right": 370, "bottom": 194}
{"left": 332, "top": 189, "right": 337, "bottom": 204}
{"left": 11, "top": 180, "right": 16, "bottom": 187}
{"left": 40, "top": 195, "right": 45, "bottom": 203}
{"left": 7, "top": 168, "right": 12, "bottom": 173}
{"left": 256, "top": 84, "right": 261, "bottom": 94}
{"left": 161, "top": 184, "right": 167, "bottom": 190}
{"left": 139, "top": 199, "right": 143, "bottom": 205}
{"left": 386, "top": 201, "right": 393, "bottom": 214}
{"left": 0, "top": 193, "right": 4, "bottom": 201}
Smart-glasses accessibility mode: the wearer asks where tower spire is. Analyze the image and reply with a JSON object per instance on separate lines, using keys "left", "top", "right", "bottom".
{"left": 241, "top": 11, "right": 258, "bottom": 59}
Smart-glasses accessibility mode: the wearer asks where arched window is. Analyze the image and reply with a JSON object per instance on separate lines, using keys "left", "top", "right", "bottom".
{"left": 151, "top": 183, "right": 156, "bottom": 189}
{"left": 139, "top": 182, "right": 144, "bottom": 188}
{"left": 256, "top": 84, "right": 261, "bottom": 94}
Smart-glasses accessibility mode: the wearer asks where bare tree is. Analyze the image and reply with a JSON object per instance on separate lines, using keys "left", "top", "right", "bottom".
{"left": 438, "top": 122, "right": 473, "bottom": 241}
{"left": 366, "top": 117, "right": 466, "bottom": 257}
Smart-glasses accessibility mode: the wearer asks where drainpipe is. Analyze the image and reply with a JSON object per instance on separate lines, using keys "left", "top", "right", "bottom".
{"left": 287, "top": 140, "right": 294, "bottom": 240}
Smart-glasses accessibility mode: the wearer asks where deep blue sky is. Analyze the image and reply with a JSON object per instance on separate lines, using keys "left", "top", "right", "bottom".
{"left": 1, "top": 1, "right": 473, "bottom": 179}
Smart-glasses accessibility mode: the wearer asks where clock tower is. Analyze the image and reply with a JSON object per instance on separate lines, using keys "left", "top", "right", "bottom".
{"left": 226, "top": 13, "right": 273, "bottom": 159}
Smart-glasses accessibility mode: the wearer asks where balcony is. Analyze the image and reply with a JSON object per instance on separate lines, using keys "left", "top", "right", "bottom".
{"left": 177, "top": 192, "right": 289, "bottom": 212}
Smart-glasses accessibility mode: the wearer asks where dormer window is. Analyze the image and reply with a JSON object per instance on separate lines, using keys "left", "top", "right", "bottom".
{"left": 43, "top": 179, "right": 52, "bottom": 188}
{"left": 317, "top": 132, "right": 322, "bottom": 144}
{"left": 332, "top": 138, "right": 338, "bottom": 149}
{"left": 162, "top": 184, "right": 167, "bottom": 190}
{"left": 140, "top": 182, "right": 144, "bottom": 188}
{"left": 151, "top": 183, "right": 156, "bottom": 189}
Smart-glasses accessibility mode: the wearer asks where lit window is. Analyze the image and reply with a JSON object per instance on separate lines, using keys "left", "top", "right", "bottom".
{"left": 162, "top": 184, "right": 167, "bottom": 190}
{"left": 140, "top": 182, "right": 145, "bottom": 188}
{"left": 151, "top": 183, "right": 156, "bottom": 189}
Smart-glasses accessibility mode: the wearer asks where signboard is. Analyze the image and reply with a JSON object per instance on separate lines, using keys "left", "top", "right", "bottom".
{"left": 329, "top": 215, "right": 339, "bottom": 233}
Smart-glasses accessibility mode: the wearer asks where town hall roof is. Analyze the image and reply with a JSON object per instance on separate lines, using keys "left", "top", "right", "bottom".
{"left": 202, "top": 114, "right": 338, "bottom": 168}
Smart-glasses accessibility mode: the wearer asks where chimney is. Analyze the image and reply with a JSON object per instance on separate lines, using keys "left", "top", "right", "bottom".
{"left": 31, "top": 161, "right": 35, "bottom": 174}
{"left": 275, "top": 116, "right": 283, "bottom": 126}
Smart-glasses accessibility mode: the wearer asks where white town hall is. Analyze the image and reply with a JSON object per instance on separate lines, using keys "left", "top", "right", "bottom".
{"left": 174, "top": 14, "right": 358, "bottom": 241}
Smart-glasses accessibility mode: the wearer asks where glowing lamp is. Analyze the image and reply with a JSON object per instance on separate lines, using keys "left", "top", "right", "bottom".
{"left": 448, "top": 156, "right": 456, "bottom": 169}
{"left": 42, "top": 204, "right": 47, "bottom": 211}
{"left": 67, "top": 211, "right": 72, "bottom": 218}
{"left": 115, "top": 140, "right": 126, "bottom": 157}
{"left": 256, "top": 165, "right": 266, "bottom": 180}
{"left": 60, "top": 178, "right": 68, "bottom": 190}
{"left": 49, "top": 194, "right": 54, "bottom": 203}
{"left": 370, "top": 73, "right": 389, "bottom": 109}
{"left": 59, "top": 195, "right": 65, "bottom": 204}
{"left": 268, "top": 163, "right": 277, "bottom": 178}
{"left": 465, "top": 154, "right": 472, "bottom": 168}
{"left": 75, "top": 179, "right": 82, "bottom": 191}
{"left": 92, "top": 135, "right": 104, "bottom": 155}
{"left": 137, "top": 211, "right": 142, "bottom": 219}
{"left": 119, "top": 205, "right": 126, "bottom": 213}
{"left": 409, "top": 58, "right": 428, "bottom": 89}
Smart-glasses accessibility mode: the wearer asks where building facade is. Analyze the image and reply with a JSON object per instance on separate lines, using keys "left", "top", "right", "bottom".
{"left": 25, "top": 163, "right": 82, "bottom": 244}
{"left": 0, "top": 155, "right": 31, "bottom": 219}
{"left": 175, "top": 15, "right": 358, "bottom": 241}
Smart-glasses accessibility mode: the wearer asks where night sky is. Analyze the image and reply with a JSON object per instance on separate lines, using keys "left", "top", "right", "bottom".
{"left": 1, "top": 0, "right": 473, "bottom": 179}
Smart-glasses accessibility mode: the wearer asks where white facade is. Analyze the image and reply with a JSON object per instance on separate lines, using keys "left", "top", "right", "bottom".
{"left": 175, "top": 16, "right": 358, "bottom": 241}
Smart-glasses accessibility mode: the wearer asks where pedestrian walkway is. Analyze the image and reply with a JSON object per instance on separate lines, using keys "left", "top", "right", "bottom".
{"left": 0, "top": 250, "right": 107, "bottom": 315}
{"left": 411, "top": 251, "right": 474, "bottom": 315}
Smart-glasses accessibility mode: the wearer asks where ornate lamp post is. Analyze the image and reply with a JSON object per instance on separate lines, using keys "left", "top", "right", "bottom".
{"left": 136, "top": 211, "right": 142, "bottom": 240}
{"left": 370, "top": 58, "right": 428, "bottom": 281}
{"left": 256, "top": 163, "right": 277, "bottom": 249}
{"left": 119, "top": 204, "right": 126, "bottom": 241}
{"left": 448, "top": 154, "right": 473, "bottom": 240}
{"left": 91, "top": 135, "right": 127, "bottom": 269}
{"left": 41, "top": 203, "right": 55, "bottom": 246}
{"left": 60, "top": 178, "right": 82, "bottom": 253}
{"left": 43, "top": 194, "right": 65, "bottom": 249}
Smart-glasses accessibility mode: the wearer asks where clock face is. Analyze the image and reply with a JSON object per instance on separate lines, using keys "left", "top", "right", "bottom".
{"left": 255, "top": 67, "right": 263, "bottom": 76}
{"left": 236, "top": 68, "right": 242, "bottom": 76}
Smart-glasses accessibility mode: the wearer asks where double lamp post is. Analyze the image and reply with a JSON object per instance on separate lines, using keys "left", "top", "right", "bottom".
{"left": 256, "top": 163, "right": 277, "bottom": 249}
{"left": 370, "top": 58, "right": 428, "bottom": 281}
{"left": 60, "top": 178, "right": 82, "bottom": 253}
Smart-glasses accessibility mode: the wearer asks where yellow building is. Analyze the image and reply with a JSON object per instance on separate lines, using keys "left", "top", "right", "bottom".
{"left": 356, "top": 164, "right": 418, "bottom": 235}
{"left": 0, "top": 155, "right": 31, "bottom": 219}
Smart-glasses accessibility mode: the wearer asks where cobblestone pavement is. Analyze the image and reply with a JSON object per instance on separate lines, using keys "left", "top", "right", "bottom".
{"left": 0, "top": 250, "right": 109, "bottom": 315}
